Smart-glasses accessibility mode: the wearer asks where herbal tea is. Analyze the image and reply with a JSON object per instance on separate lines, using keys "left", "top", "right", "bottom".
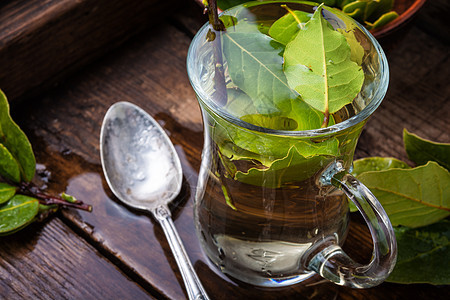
{"left": 188, "top": 1, "right": 396, "bottom": 288}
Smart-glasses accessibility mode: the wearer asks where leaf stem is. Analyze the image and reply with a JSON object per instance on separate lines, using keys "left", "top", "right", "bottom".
{"left": 205, "top": 0, "right": 227, "bottom": 106}
{"left": 19, "top": 182, "right": 92, "bottom": 212}
{"left": 321, "top": 111, "right": 330, "bottom": 128}
{"left": 281, "top": 4, "right": 304, "bottom": 29}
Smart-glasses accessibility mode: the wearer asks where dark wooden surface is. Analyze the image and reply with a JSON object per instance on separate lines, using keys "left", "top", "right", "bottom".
{"left": 0, "top": 0, "right": 179, "bottom": 102}
{"left": 1, "top": 0, "right": 449, "bottom": 299}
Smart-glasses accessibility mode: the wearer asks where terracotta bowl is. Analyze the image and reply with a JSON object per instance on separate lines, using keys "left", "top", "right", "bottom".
{"left": 371, "top": 0, "right": 428, "bottom": 38}
{"left": 195, "top": 0, "right": 428, "bottom": 39}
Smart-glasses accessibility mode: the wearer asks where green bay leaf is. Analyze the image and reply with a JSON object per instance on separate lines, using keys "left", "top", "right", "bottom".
{"left": 365, "top": 11, "right": 399, "bottom": 30}
{"left": 0, "top": 90, "right": 36, "bottom": 182}
{"left": 0, "top": 194, "right": 39, "bottom": 235}
{"left": 387, "top": 220, "right": 450, "bottom": 285}
{"left": 357, "top": 161, "right": 450, "bottom": 228}
{"left": 352, "top": 156, "right": 410, "bottom": 176}
{"left": 268, "top": 8, "right": 311, "bottom": 45}
{"left": 235, "top": 143, "right": 336, "bottom": 188}
{"left": 241, "top": 114, "right": 299, "bottom": 131}
{"left": 0, "top": 182, "right": 17, "bottom": 205}
{"left": 217, "top": 0, "right": 248, "bottom": 11}
{"left": 223, "top": 30, "right": 297, "bottom": 114}
{"left": 224, "top": 88, "right": 258, "bottom": 118}
{"left": 404, "top": 129, "right": 450, "bottom": 171}
{"left": 366, "top": 0, "right": 395, "bottom": 22}
{"left": 349, "top": 156, "right": 410, "bottom": 212}
{"left": 284, "top": 5, "right": 364, "bottom": 114}
{"left": 0, "top": 143, "right": 21, "bottom": 183}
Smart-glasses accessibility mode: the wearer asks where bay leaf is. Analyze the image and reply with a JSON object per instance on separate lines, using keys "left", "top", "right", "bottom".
{"left": 352, "top": 156, "right": 410, "bottom": 176}
{"left": 0, "top": 182, "right": 17, "bottom": 205}
{"left": 342, "top": 0, "right": 380, "bottom": 21}
{"left": 365, "top": 11, "right": 399, "bottom": 30}
{"left": 404, "top": 128, "right": 450, "bottom": 171}
{"left": 0, "top": 194, "right": 39, "bottom": 235}
{"left": 224, "top": 127, "right": 339, "bottom": 163}
{"left": 366, "top": 0, "right": 395, "bottom": 22}
{"left": 349, "top": 156, "right": 410, "bottom": 212}
{"left": 224, "top": 88, "right": 258, "bottom": 118}
{"left": 328, "top": 5, "right": 366, "bottom": 65}
{"left": 268, "top": 8, "right": 311, "bottom": 45}
{"left": 217, "top": 0, "right": 247, "bottom": 11}
{"left": 284, "top": 98, "right": 336, "bottom": 130}
{"left": 284, "top": 4, "right": 364, "bottom": 114}
{"left": 0, "top": 90, "right": 36, "bottom": 182}
{"left": 387, "top": 220, "right": 450, "bottom": 285}
{"left": 222, "top": 30, "right": 297, "bottom": 114}
{"left": 234, "top": 144, "right": 335, "bottom": 188}
{"left": 357, "top": 161, "right": 450, "bottom": 228}
{"left": 241, "top": 114, "right": 299, "bottom": 131}
{"left": 0, "top": 142, "right": 21, "bottom": 183}
{"left": 219, "top": 15, "right": 238, "bottom": 29}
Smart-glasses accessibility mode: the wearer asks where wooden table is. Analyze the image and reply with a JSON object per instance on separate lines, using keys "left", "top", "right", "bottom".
{"left": 1, "top": 0, "right": 449, "bottom": 299}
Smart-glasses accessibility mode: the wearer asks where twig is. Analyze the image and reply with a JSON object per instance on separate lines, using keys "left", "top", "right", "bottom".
{"left": 19, "top": 182, "right": 92, "bottom": 212}
{"left": 205, "top": 0, "right": 227, "bottom": 106}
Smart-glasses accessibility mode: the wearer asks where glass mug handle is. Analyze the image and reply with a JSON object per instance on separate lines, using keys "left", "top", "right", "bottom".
{"left": 307, "top": 161, "right": 397, "bottom": 288}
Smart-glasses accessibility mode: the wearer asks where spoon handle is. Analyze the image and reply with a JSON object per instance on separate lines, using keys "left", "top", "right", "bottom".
{"left": 153, "top": 205, "right": 210, "bottom": 300}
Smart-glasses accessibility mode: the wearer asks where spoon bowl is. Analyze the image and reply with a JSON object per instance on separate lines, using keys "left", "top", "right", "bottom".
{"left": 100, "top": 101, "right": 182, "bottom": 210}
{"left": 100, "top": 101, "right": 209, "bottom": 300}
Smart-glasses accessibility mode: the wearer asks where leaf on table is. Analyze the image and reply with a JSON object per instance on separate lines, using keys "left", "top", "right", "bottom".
{"left": 0, "top": 194, "right": 39, "bottom": 235}
{"left": 0, "top": 143, "right": 21, "bottom": 183}
{"left": 268, "top": 7, "right": 311, "bottom": 45}
{"left": 349, "top": 156, "right": 410, "bottom": 212}
{"left": 284, "top": 4, "right": 364, "bottom": 114}
{"left": 387, "top": 220, "right": 450, "bottom": 285}
{"left": 357, "top": 161, "right": 450, "bottom": 228}
{"left": 403, "top": 128, "right": 450, "bottom": 171}
{"left": 0, "top": 182, "right": 17, "bottom": 205}
{"left": 352, "top": 156, "right": 410, "bottom": 176}
{"left": 0, "top": 90, "right": 36, "bottom": 182}
{"left": 222, "top": 30, "right": 297, "bottom": 114}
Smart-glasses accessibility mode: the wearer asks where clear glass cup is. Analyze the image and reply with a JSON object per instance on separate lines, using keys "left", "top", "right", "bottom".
{"left": 187, "top": 1, "right": 397, "bottom": 288}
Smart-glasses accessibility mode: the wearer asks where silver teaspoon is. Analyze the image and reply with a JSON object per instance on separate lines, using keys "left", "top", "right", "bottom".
{"left": 100, "top": 101, "right": 209, "bottom": 300}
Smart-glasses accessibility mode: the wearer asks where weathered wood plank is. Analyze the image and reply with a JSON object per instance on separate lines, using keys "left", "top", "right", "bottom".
{"left": 0, "top": 0, "right": 181, "bottom": 103}
{"left": 0, "top": 218, "right": 154, "bottom": 299}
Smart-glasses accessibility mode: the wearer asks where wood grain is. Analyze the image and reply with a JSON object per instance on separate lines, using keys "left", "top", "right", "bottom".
{"left": 2, "top": 0, "right": 449, "bottom": 299}
{"left": 0, "top": 218, "right": 154, "bottom": 299}
{"left": 0, "top": 0, "right": 180, "bottom": 103}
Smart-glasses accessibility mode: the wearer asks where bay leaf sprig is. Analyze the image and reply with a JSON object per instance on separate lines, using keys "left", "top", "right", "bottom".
{"left": 0, "top": 90, "right": 92, "bottom": 236}
{"left": 352, "top": 130, "right": 450, "bottom": 284}
{"left": 283, "top": 4, "right": 364, "bottom": 127}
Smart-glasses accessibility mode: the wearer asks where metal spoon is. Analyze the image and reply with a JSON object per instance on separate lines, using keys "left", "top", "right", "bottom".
{"left": 100, "top": 101, "right": 209, "bottom": 300}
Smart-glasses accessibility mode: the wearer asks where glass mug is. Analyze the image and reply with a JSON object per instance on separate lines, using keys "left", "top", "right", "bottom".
{"left": 187, "top": 1, "right": 397, "bottom": 288}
